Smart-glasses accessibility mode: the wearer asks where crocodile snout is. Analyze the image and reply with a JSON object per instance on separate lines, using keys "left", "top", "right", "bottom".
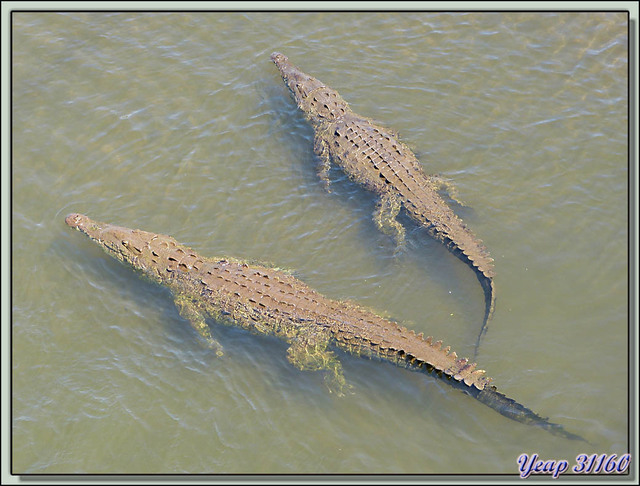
{"left": 65, "top": 213, "right": 87, "bottom": 228}
{"left": 270, "top": 52, "right": 287, "bottom": 64}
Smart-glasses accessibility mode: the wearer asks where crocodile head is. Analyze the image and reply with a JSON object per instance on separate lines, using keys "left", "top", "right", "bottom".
{"left": 271, "top": 52, "right": 351, "bottom": 124}
{"left": 66, "top": 213, "right": 164, "bottom": 280}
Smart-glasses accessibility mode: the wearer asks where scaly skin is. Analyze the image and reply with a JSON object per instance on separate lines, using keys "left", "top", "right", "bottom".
{"left": 270, "top": 52, "right": 496, "bottom": 357}
{"left": 65, "top": 213, "right": 583, "bottom": 441}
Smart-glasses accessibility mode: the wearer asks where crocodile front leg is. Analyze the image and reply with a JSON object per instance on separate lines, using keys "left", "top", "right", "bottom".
{"left": 373, "top": 191, "right": 406, "bottom": 252}
{"left": 174, "top": 293, "right": 224, "bottom": 356}
{"left": 286, "top": 326, "right": 349, "bottom": 395}
{"left": 313, "top": 135, "right": 332, "bottom": 192}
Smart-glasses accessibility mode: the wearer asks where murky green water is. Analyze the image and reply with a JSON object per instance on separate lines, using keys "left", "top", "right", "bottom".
{"left": 11, "top": 12, "right": 629, "bottom": 475}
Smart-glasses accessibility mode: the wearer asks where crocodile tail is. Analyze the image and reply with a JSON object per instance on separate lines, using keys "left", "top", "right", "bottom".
{"left": 431, "top": 228, "right": 496, "bottom": 357}
{"left": 474, "top": 276, "right": 495, "bottom": 359}
{"left": 406, "top": 335, "right": 586, "bottom": 442}
{"left": 474, "top": 387, "right": 587, "bottom": 442}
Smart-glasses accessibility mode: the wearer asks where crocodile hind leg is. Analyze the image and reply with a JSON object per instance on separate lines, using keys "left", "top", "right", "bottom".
{"left": 313, "top": 136, "right": 333, "bottom": 192}
{"left": 429, "top": 175, "right": 467, "bottom": 207}
{"left": 286, "top": 326, "right": 349, "bottom": 395}
{"left": 373, "top": 191, "right": 406, "bottom": 253}
{"left": 174, "top": 293, "right": 224, "bottom": 356}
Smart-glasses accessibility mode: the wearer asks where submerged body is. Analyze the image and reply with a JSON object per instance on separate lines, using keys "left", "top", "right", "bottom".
{"left": 271, "top": 52, "right": 495, "bottom": 355}
{"left": 66, "top": 213, "right": 582, "bottom": 441}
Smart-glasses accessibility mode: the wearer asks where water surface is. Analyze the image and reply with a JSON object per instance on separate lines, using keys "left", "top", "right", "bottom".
{"left": 12, "top": 11, "right": 629, "bottom": 475}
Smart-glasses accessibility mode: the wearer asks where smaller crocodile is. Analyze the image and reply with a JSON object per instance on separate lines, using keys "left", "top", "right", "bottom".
{"left": 271, "top": 52, "right": 496, "bottom": 356}
{"left": 66, "top": 213, "right": 583, "bottom": 441}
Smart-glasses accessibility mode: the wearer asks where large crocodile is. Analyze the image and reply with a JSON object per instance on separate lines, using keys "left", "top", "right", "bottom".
{"left": 271, "top": 52, "right": 496, "bottom": 356}
{"left": 65, "top": 213, "right": 583, "bottom": 441}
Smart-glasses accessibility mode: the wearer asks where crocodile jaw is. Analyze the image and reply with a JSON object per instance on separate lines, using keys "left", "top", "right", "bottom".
{"left": 65, "top": 213, "right": 149, "bottom": 269}
{"left": 271, "top": 52, "right": 326, "bottom": 109}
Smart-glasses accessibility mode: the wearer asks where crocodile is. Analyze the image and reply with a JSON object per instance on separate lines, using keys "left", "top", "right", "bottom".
{"left": 271, "top": 52, "right": 496, "bottom": 356}
{"left": 65, "top": 213, "right": 583, "bottom": 441}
